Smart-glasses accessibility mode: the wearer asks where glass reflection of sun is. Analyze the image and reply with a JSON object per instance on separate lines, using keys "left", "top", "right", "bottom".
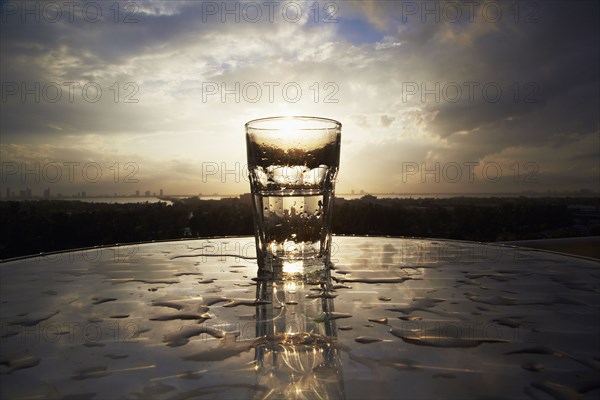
{"left": 257, "top": 342, "right": 342, "bottom": 400}
{"left": 282, "top": 260, "right": 304, "bottom": 274}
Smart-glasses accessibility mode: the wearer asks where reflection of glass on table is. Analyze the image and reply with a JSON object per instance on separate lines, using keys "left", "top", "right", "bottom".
{"left": 254, "top": 274, "right": 345, "bottom": 399}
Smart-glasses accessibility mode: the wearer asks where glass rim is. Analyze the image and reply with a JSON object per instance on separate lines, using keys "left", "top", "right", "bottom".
{"left": 245, "top": 116, "right": 341, "bottom": 131}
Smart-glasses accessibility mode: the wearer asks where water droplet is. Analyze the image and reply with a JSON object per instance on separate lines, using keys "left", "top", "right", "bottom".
{"left": 151, "top": 301, "right": 186, "bottom": 311}
{"left": 529, "top": 381, "right": 582, "bottom": 400}
{"left": 1, "top": 355, "right": 40, "bottom": 373}
{"left": 332, "top": 284, "right": 352, "bottom": 290}
{"left": 390, "top": 327, "right": 509, "bottom": 348}
{"left": 124, "top": 278, "right": 179, "bottom": 285}
{"left": 521, "top": 362, "right": 544, "bottom": 372}
{"left": 104, "top": 354, "right": 128, "bottom": 360}
{"left": 335, "top": 276, "right": 411, "bottom": 284}
{"left": 223, "top": 299, "right": 270, "bottom": 308}
{"left": 9, "top": 310, "right": 60, "bottom": 327}
{"left": 313, "top": 312, "right": 352, "bottom": 323}
{"left": 150, "top": 313, "right": 210, "bottom": 322}
{"left": 164, "top": 326, "right": 226, "bottom": 347}
{"left": 92, "top": 297, "right": 117, "bottom": 305}
{"left": 174, "top": 272, "right": 204, "bottom": 277}
{"left": 83, "top": 342, "right": 105, "bottom": 348}
{"left": 433, "top": 373, "right": 456, "bottom": 379}
{"left": 493, "top": 317, "right": 522, "bottom": 328}
{"left": 399, "top": 316, "right": 422, "bottom": 321}
{"left": 202, "top": 297, "right": 228, "bottom": 306}
{"left": 72, "top": 366, "right": 111, "bottom": 380}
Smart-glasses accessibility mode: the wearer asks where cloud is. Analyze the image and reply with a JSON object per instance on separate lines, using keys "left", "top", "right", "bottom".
{"left": 1, "top": 0, "right": 598, "bottom": 196}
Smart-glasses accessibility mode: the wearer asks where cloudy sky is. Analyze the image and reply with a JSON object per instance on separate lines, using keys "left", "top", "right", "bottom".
{"left": 1, "top": 0, "right": 598, "bottom": 197}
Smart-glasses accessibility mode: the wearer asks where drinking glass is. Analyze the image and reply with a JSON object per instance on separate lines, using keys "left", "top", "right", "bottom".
{"left": 246, "top": 116, "right": 341, "bottom": 276}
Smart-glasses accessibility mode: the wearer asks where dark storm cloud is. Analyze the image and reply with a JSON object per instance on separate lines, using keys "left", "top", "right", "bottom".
{"left": 412, "top": 1, "right": 599, "bottom": 157}
{"left": 334, "top": 1, "right": 599, "bottom": 192}
{"left": 1, "top": 1, "right": 226, "bottom": 66}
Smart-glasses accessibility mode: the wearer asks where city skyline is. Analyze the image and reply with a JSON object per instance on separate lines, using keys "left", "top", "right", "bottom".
{"left": 3, "top": 185, "right": 597, "bottom": 201}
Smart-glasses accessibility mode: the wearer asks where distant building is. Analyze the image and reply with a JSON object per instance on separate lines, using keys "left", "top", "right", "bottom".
{"left": 145, "top": 190, "right": 151, "bottom": 197}
{"left": 20, "top": 188, "right": 32, "bottom": 199}
{"left": 159, "top": 189, "right": 163, "bottom": 196}
{"left": 135, "top": 190, "right": 140, "bottom": 197}
{"left": 43, "top": 187, "right": 50, "bottom": 199}
{"left": 5, "top": 188, "right": 9, "bottom": 199}
{"left": 81, "top": 191, "right": 86, "bottom": 198}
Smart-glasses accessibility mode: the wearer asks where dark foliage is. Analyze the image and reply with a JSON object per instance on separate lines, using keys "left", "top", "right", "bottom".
{"left": 1, "top": 196, "right": 598, "bottom": 259}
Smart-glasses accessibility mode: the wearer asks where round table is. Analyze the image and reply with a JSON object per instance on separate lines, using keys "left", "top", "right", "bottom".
{"left": 1, "top": 237, "right": 599, "bottom": 399}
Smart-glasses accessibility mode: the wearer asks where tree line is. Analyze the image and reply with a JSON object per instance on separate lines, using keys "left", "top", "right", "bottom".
{"left": 1, "top": 196, "right": 598, "bottom": 259}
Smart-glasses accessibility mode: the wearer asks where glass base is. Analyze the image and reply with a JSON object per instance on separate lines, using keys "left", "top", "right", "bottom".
{"left": 257, "top": 256, "right": 331, "bottom": 281}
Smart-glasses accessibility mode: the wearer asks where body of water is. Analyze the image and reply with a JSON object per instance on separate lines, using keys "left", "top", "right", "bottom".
{"left": 76, "top": 197, "right": 173, "bottom": 204}
{"left": 0, "top": 197, "right": 174, "bottom": 205}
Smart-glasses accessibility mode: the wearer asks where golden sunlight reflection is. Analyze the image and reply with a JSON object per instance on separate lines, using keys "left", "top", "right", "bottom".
{"left": 255, "top": 338, "right": 344, "bottom": 400}
{"left": 282, "top": 260, "right": 304, "bottom": 274}
{"left": 254, "top": 276, "right": 345, "bottom": 400}
{"left": 284, "top": 280, "right": 298, "bottom": 292}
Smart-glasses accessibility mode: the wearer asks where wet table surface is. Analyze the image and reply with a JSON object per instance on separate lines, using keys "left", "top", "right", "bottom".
{"left": 1, "top": 236, "right": 599, "bottom": 400}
